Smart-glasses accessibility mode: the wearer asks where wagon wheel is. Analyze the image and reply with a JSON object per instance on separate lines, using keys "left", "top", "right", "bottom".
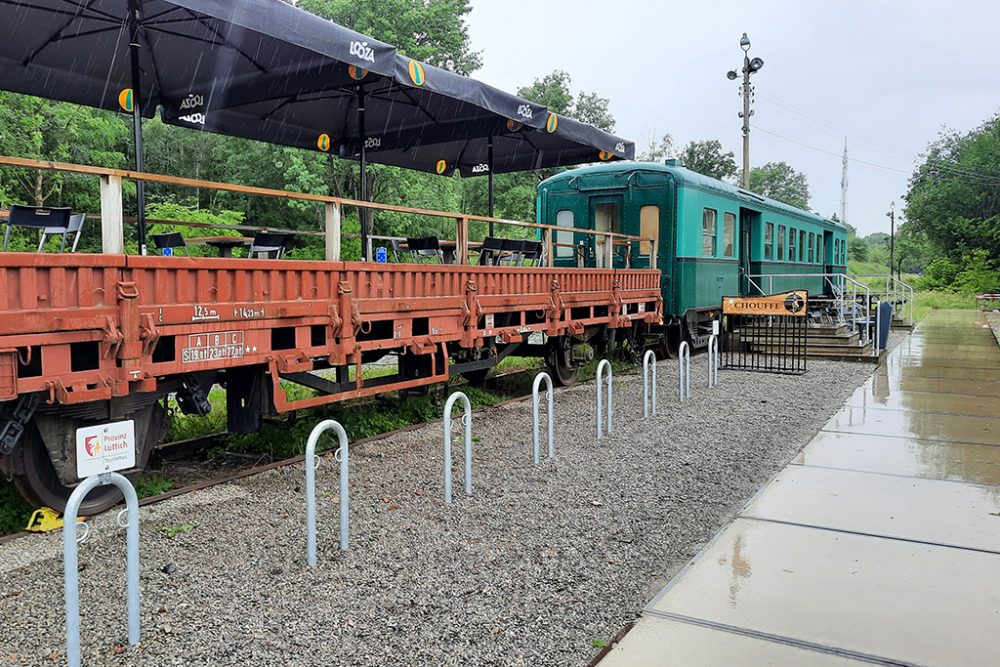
{"left": 660, "top": 321, "right": 682, "bottom": 359}
{"left": 545, "top": 338, "right": 580, "bottom": 387}
{"left": 12, "top": 403, "right": 164, "bottom": 515}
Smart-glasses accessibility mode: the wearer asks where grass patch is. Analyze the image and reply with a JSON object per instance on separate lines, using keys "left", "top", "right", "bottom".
{"left": 135, "top": 473, "right": 174, "bottom": 498}
{"left": 0, "top": 482, "right": 33, "bottom": 535}
{"left": 912, "top": 291, "right": 978, "bottom": 322}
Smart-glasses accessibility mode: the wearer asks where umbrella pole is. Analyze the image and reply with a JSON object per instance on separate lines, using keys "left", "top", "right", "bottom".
{"left": 357, "top": 89, "right": 369, "bottom": 260}
{"left": 127, "top": 0, "right": 147, "bottom": 256}
{"left": 487, "top": 138, "right": 494, "bottom": 237}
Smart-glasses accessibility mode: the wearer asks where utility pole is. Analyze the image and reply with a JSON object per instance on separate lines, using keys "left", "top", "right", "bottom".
{"left": 727, "top": 34, "right": 764, "bottom": 189}
{"left": 887, "top": 202, "right": 895, "bottom": 279}
{"left": 841, "top": 138, "right": 848, "bottom": 227}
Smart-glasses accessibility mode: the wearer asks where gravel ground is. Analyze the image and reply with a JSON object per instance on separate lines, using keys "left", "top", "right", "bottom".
{"left": 0, "top": 354, "right": 876, "bottom": 667}
{"left": 985, "top": 311, "right": 1000, "bottom": 346}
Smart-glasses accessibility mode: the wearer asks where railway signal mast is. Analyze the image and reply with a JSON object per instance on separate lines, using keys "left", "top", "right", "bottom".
{"left": 727, "top": 33, "right": 764, "bottom": 189}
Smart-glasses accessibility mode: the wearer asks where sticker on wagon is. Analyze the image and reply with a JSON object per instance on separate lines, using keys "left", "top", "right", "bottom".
{"left": 182, "top": 331, "right": 247, "bottom": 363}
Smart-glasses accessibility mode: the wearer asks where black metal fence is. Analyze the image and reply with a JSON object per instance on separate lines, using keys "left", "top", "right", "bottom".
{"left": 720, "top": 291, "right": 809, "bottom": 375}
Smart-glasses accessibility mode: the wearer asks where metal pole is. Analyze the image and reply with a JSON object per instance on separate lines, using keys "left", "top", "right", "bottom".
{"left": 127, "top": 0, "right": 147, "bottom": 256}
{"left": 642, "top": 349, "right": 657, "bottom": 417}
{"left": 487, "top": 137, "right": 495, "bottom": 237}
{"left": 532, "top": 372, "right": 554, "bottom": 463}
{"left": 887, "top": 203, "right": 895, "bottom": 280}
{"left": 358, "top": 88, "right": 369, "bottom": 260}
{"left": 596, "top": 359, "right": 613, "bottom": 438}
{"left": 679, "top": 341, "right": 691, "bottom": 401}
{"left": 305, "top": 420, "right": 350, "bottom": 567}
{"left": 64, "top": 473, "right": 140, "bottom": 667}
{"left": 741, "top": 53, "right": 751, "bottom": 190}
{"left": 443, "top": 392, "right": 473, "bottom": 503}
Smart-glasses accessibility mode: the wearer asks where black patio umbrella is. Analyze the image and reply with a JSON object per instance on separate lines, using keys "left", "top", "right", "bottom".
{"left": 158, "top": 50, "right": 551, "bottom": 251}
{"left": 338, "top": 57, "right": 634, "bottom": 234}
{"left": 360, "top": 110, "right": 635, "bottom": 231}
{"left": 0, "top": 0, "right": 631, "bottom": 253}
{"left": 0, "top": 0, "right": 399, "bottom": 254}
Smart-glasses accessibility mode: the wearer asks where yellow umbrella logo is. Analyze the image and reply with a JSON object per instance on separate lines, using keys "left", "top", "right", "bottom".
{"left": 408, "top": 60, "right": 426, "bottom": 86}
{"left": 598, "top": 150, "right": 613, "bottom": 161}
{"left": 546, "top": 114, "right": 559, "bottom": 133}
{"left": 118, "top": 88, "right": 134, "bottom": 113}
{"left": 435, "top": 159, "right": 447, "bottom": 174}
{"left": 348, "top": 66, "right": 367, "bottom": 81}
{"left": 317, "top": 134, "right": 331, "bottom": 152}
{"left": 506, "top": 119, "right": 523, "bottom": 132}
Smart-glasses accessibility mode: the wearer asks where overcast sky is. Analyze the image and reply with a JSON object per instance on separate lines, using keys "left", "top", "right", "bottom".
{"left": 467, "top": 0, "right": 1000, "bottom": 236}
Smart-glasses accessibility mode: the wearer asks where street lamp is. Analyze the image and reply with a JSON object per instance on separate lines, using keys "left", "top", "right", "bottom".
{"left": 727, "top": 32, "right": 764, "bottom": 189}
{"left": 887, "top": 201, "right": 896, "bottom": 279}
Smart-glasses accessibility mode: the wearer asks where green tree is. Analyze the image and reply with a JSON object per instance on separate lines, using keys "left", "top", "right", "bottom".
{"left": 905, "top": 112, "right": 1000, "bottom": 265}
{"left": 0, "top": 93, "right": 129, "bottom": 208}
{"left": 848, "top": 236, "right": 869, "bottom": 262}
{"left": 517, "top": 70, "right": 616, "bottom": 131}
{"left": 748, "top": 161, "right": 810, "bottom": 209}
{"left": 295, "top": 0, "right": 481, "bottom": 74}
{"left": 639, "top": 130, "right": 675, "bottom": 163}
{"left": 678, "top": 140, "right": 738, "bottom": 181}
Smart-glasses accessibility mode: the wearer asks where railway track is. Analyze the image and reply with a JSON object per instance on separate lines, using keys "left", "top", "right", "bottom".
{"left": 0, "top": 365, "right": 554, "bottom": 547}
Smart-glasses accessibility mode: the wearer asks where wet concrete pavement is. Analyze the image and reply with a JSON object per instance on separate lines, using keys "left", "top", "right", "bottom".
{"left": 598, "top": 310, "right": 1000, "bottom": 666}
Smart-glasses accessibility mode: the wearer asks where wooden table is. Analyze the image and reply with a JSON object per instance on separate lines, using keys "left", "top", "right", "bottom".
{"left": 187, "top": 236, "right": 254, "bottom": 257}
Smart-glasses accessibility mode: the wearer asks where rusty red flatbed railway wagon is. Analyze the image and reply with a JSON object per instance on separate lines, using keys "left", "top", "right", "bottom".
{"left": 0, "top": 156, "right": 661, "bottom": 514}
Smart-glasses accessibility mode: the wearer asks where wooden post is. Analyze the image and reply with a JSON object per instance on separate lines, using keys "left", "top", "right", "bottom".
{"left": 99, "top": 174, "right": 124, "bottom": 254}
{"left": 541, "top": 228, "right": 553, "bottom": 267}
{"left": 456, "top": 215, "right": 470, "bottom": 265}
{"left": 325, "top": 202, "right": 341, "bottom": 261}
{"left": 650, "top": 238, "right": 658, "bottom": 270}
{"left": 604, "top": 232, "right": 614, "bottom": 269}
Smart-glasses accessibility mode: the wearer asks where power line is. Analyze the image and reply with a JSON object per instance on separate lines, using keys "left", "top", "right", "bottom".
{"left": 755, "top": 91, "right": 1000, "bottom": 182}
{"left": 751, "top": 124, "right": 1000, "bottom": 186}
{"left": 750, "top": 125, "right": 911, "bottom": 173}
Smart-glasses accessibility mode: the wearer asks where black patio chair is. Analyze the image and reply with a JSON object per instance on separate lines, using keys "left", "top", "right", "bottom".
{"left": 151, "top": 232, "right": 189, "bottom": 256}
{"left": 247, "top": 231, "right": 288, "bottom": 259}
{"left": 477, "top": 236, "right": 507, "bottom": 266}
{"left": 38, "top": 213, "right": 86, "bottom": 252}
{"left": 406, "top": 236, "right": 444, "bottom": 263}
{"left": 521, "top": 240, "right": 544, "bottom": 266}
{"left": 3, "top": 204, "right": 71, "bottom": 251}
{"left": 499, "top": 238, "right": 523, "bottom": 265}
{"left": 389, "top": 238, "right": 408, "bottom": 262}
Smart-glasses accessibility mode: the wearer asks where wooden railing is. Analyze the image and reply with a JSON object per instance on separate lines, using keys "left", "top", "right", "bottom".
{"left": 0, "top": 155, "right": 657, "bottom": 269}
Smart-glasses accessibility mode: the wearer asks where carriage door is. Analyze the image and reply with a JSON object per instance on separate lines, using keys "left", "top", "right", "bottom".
{"left": 738, "top": 208, "right": 759, "bottom": 295}
{"left": 823, "top": 230, "right": 835, "bottom": 275}
{"left": 589, "top": 195, "right": 621, "bottom": 268}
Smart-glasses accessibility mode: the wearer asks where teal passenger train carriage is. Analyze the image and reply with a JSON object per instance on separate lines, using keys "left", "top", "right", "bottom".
{"left": 537, "top": 160, "right": 849, "bottom": 355}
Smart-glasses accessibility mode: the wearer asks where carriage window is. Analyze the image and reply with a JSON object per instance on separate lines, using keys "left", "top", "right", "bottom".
{"left": 702, "top": 208, "right": 717, "bottom": 256}
{"left": 777, "top": 225, "right": 786, "bottom": 261}
{"left": 640, "top": 205, "right": 660, "bottom": 256}
{"left": 555, "top": 210, "right": 574, "bottom": 258}
{"left": 808, "top": 233, "right": 815, "bottom": 263}
{"left": 788, "top": 227, "right": 797, "bottom": 262}
{"left": 799, "top": 230, "right": 806, "bottom": 262}
{"left": 722, "top": 212, "right": 735, "bottom": 257}
{"left": 764, "top": 222, "right": 774, "bottom": 260}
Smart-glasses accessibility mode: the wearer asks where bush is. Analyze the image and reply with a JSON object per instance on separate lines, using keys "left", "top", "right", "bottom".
{"left": 919, "top": 250, "right": 1000, "bottom": 294}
